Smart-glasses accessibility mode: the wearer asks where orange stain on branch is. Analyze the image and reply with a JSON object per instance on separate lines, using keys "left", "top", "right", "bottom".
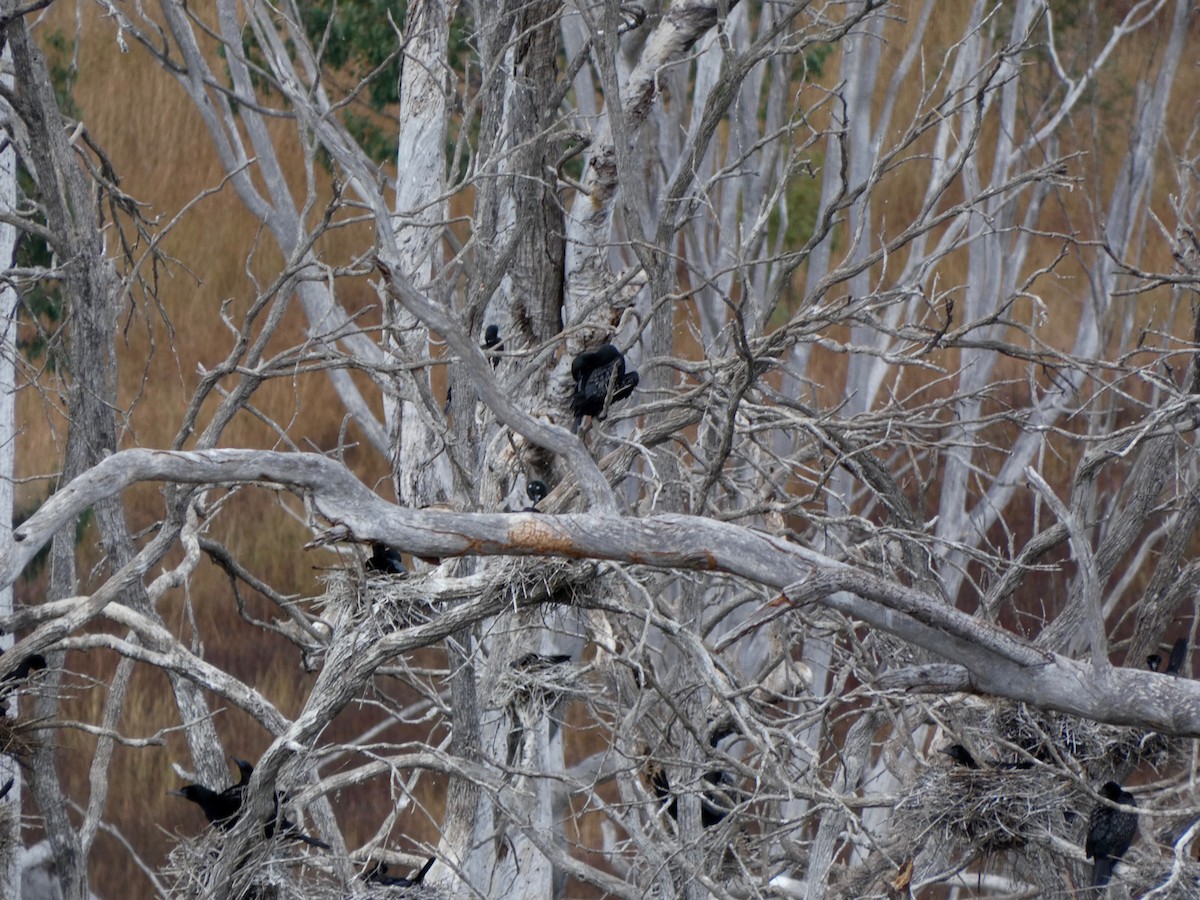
{"left": 508, "top": 517, "right": 587, "bottom": 558}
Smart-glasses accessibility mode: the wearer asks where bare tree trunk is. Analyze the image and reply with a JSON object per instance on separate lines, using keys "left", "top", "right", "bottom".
{"left": 5, "top": 15, "right": 226, "bottom": 897}
{"left": 0, "top": 32, "right": 19, "bottom": 899}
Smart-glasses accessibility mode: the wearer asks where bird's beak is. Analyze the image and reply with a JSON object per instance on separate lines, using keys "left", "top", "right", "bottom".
{"left": 168, "top": 789, "right": 186, "bottom": 797}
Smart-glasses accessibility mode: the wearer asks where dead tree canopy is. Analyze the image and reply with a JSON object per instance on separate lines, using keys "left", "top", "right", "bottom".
{"left": 1, "top": 0, "right": 1200, "bottom": 898}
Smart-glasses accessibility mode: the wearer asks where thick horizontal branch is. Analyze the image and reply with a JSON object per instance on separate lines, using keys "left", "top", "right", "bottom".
{"left": 6, "top": 448, "right": 1200, "bottom": 735}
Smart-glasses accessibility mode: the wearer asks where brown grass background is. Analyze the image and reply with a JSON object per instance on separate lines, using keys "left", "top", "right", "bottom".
{"left": 10, "top": 2, "right": 1200, "bottom": 895}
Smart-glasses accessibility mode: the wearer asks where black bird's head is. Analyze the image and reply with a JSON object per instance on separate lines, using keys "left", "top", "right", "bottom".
{"left": 2, "top": 653, "right": 47, "bottom": 683}
{"left": 1100, "top": 781, "right": 1134, "bottom": 804}
{"left": 1147, "top": 654, "right": 1162, "bottom": 672}
{"left": 233, "top": 758, "right": 255, "bottom": 785}
{"left": 526, "top": 480, "right": 549, "bottom": 504}
{"left": 170, "top": 784, "right": 214, "bottom": 803}
{"left": 484, "top": 324, "right": 501, "bottom": 347}
{"left": 941, "top": 744, "right": 980, "bottom": 769}
{"left": 571, "top": 344, "right": 623, "bottom": 382}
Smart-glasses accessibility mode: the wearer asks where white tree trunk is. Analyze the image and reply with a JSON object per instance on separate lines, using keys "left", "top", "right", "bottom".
{"left": 0, "top": 35, "right": 20, "bottom": 900}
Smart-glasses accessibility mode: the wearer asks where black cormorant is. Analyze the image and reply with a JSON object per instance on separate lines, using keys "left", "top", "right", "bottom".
{"left": 1085, "top": 781, "right": 1137, "bottom": 891}
{"left": 570, "top": 344, "right": 638, "bottom": 432}
{"left": 941, "top": 744, "right": 980, "bottom": 770}
{"left": 367, "top": 542, "right": 407, "bottom": 576}
{"left": 1166, "top": 636, "right": 1188, "bottom": 676}
{"left": 172, "top": 758, "right": 329, "bottom": 849}
{"left": 483, "top": 325, "right": 503, "bottom": 368}
{"left": 525, "top": 479, "right": 549, "bottom": 510}
{"left": 364, "top": 857, "right": 436, "bottom": 887}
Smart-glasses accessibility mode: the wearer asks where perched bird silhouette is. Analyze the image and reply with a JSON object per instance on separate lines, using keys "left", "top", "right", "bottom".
{"left": 1086, "top": 781, "right": 1137, "bottom": 891}
{"left": 651, "top": 766, "right": 736, "bottom": 828}
{"left": 570, "top": 344, "right": 638, "bottom": 432}
{"left": 941, "top": 744, "right": 980, "bottom": 769}
{"left": 0, "top": 649, "right": 46, "bottom": 718}
{"left": 1166, "top": 636, "right": 1188, "bottom": 676}
{"left": 483, "top": 324, "right": 503, "bottom": 368}
{"left": 172, "top": 757, "right": 330, "bottom": 849}
{"left": 2, "top": 652, "right": 46, "bottom": 683}
{"left": 525, "top": 479, "right": 549, "bottom": 511}
{"left": 364, "top": 856, "right": 436, "bottom": 887}
{"left": 367, "top": 542, "right": 407, "bottom": 576}
{"left": 1147, "top": 654, "right": 1161, "bottom": 672}
{"left": 172, "top": 783, "right": 242, "bottom": 827}
{"left": 512, "top": 652, "right": 571, "bottom": 671}
{"left": 939, "top": 743, "right": 1032, "bottom": 771}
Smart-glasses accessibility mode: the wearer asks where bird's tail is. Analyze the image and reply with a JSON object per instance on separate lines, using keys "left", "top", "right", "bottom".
{"left": 571, "top": 414, "right": 583, "bottom": 434}
{"left": 1091, "top": 857, "right": 1114, "bottom": 889}
{"left": 412, "top": 856, "right": 436, "bottom": 885}
{"left": 293, "top": 831, "right": 331, "bottom": 850}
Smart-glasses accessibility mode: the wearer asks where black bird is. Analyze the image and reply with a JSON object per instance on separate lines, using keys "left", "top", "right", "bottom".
{"left": 1166, "top": 636, "right": 1188, "bottom": 676}
{"left": 2, "top": 653, "right": 46, "bottom": 683}
{"left": 483, "top": 324, "right": 503, "bottom": 368}
{"left": 512, "top": 652, "right": 571, "bottom": 671}
{"left": 230, "top": 758, "right": 328, "bottom": 848}
{"left": 364, "top": 856, "right": 436, "bottom": 887}
{"left": 1147, "top": 654, "right": 1161, "bottom": 672}
{"left": 570, "top": 344, "right": 639, "bottom": 432}
{"left": 172, "top": 758, "right": 330, "bottom": 849}
{"left": 171, "top": 783, "right": 243, "bottom": 829}
{"left": 367, "top": 542, "right": 407, "bottom": 576}
{"left": 1086, "top": 781, "right": 1137, "bottom": 891}
{"left": 941, "top": 744, "right": 980, "bottom": 770}
{"left": 525, "top": 479, "right": 549, "bottom": 510}
{"left": 651, "top": 766, "right": 736, "bottom": 829}
{"left": 0, "top": 650, "right": 47, "bottom": 717}
{"left": 940, "top": 743, "right": 1032, "bottom": 771}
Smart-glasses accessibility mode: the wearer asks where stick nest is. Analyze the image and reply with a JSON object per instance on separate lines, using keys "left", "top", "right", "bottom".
{"left": 163, "top": 832, "right": 447, "bottom": 899}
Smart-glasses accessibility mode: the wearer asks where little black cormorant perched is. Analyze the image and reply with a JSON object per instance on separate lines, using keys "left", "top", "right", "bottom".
{"left": 570, "top": 344, "right": 638, "bottom": 432}
{"left": 171, "top": 783, "right": 243, "bottom": 828}
{"left": 651, "top": 767, "right": 736, "bottom": 829}
{"left": 172, "top": 757, "right": 330, "bottom": 849}
{"left": 2, "top": 652, "right": 46, "bottom": 683}
{"left": 939, "top": 743, "right": 1032, "bottom": 770}
{"left": 1166, "top": 636, "right": 1188, "bottom": 676}
{"left": 512, "top": 652, "right": 571, "bottom": 670}
{"left": 367, "top": 542, "right": 407, "bottom": 576}
{"left": 483, "top": 324, "right": 503, "bottom": 368}
{"left": 1147, "top": 654, "right": 1161, "bottom": 672}
{"left": 0, "top": 649, "right": 47, "bottom": 717}
{"left": 525, "top": 479, "right": 549, "bottom": 510}
{"left": 364, "top": 856, "right": 436, "bottom": 887}
{"left": 941, "top": 744, "right": 980, "bottom": 770}
{"left": 1086, "top": 781, "right": 1137, "bottom": 891}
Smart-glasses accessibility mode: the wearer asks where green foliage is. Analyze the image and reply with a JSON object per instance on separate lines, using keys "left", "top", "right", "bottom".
{"left": 767, "top": 151, "right": 825, "bottom": 327}
{"left": 43, "top": 29, "right": 80, "bottom": 119}
{"left": 803, "top": 43, "right": 833, "bottom": 81}
{"left": 344, "top": 110, "right": 398, "bottom": 163}
{"left": 302, "top": 0, "right": 403, "bottom": 109}
{"left": 297, "top": 1, "right": 475, "bottom": 165}
{"left": 14, "top": 169, "right": 65, "bottom": 372}
{"left": 12, "top": 29, "right": 77, "bottom": 370}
